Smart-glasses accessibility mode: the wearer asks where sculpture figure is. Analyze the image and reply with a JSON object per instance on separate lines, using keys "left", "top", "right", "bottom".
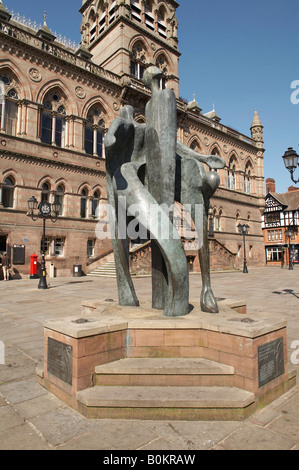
{"left": 104, "top": 66, "right": 225, "bottom": 317}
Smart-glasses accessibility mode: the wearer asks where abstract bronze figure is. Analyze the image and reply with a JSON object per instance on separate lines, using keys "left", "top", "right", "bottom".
{"left": 105, "top": 66, "right": 225, "bottom": 317}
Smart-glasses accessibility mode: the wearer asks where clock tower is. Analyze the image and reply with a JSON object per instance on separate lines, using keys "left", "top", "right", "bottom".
{"left": 79, "top": 0, "right": 180, "bottom": 96}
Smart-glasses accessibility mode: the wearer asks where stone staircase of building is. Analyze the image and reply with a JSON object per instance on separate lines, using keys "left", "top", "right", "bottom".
{"left": 87, "top": 259, "right": 116, "bottom": 278}
{"left": 76, "top": 357, "right": 256, "bottom": 420}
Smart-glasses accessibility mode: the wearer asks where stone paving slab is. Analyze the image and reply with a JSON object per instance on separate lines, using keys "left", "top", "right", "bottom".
{"left": 0, "top": 267, "right": 298, "bottom": 450}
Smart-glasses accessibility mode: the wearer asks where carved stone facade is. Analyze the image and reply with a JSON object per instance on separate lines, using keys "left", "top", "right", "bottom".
{"left": 0, "top": 0, "right": 265, "bottom": 279}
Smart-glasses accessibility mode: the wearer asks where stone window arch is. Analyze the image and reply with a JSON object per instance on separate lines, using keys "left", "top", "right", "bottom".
{"left": 2, "top": 175, "right": 15, "bottom": 208}
{"left": 56, "top": 183, "right": 65, "bottom": 216}
{"left": 41, "top": 181, "right": 51, "bottom": 203}
{"left": 91, "top": 189, "right": 101, "bottom": 219}
{"left": 189, "top": 138, "right": 201, "bottom": 153}
{"left": 144, "top": 0, "right": 155, "bottom": 30}
{"left": 84, "top": 103, "right": 106, "bottom": 158}
{"left": 155, "top": 53, "right": 168, "bottom": 89}
{"left": 130, "top": 40, "right": 147, "bottom": 80}
{"left": 88, "top": 9, "right": 97, "bottom": 44}
{"left": 80, "top": 187, "right": 89, "bottom": 219}
{"left": 131, "top": 0, "right": 142, "bottom": 22}
{"left": 0, "top": 71, "right": 21, "bottom": 136}
{"left": 41, "top": 88, "right": 68, "bottom": 148}
{"left": 157, "top": 5, "right": 167, "bottom": 38}
{"left": 244, "top": 161, "right": 253, "bottom": 194}
{"left": 228, "top": 156, "right": 238, "bottom": 190}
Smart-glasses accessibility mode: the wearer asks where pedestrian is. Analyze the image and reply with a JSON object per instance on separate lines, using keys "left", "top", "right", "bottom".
{"left": 1, "top": 252, "right": 10, "bottom": 281}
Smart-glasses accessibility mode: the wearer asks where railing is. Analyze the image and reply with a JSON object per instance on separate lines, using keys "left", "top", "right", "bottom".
{"left": 86, "top": 248, "right": 114, "bottom": 267}
{"left": 0, "top": 19, "right": 122, "bottom": 87}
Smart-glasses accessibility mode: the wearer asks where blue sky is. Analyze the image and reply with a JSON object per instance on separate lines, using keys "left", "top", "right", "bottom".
{"left": 4, "top": 0, "right": 299, "bottom": 193}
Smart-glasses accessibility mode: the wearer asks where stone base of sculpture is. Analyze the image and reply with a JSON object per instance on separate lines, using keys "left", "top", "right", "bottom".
{"left": 38, "top": 299, "right": 296, "bottom": 421}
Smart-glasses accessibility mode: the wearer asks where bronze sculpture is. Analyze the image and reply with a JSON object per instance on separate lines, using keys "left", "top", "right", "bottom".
{"left": 104, "top": 66, "right": 225, "bottom": 317}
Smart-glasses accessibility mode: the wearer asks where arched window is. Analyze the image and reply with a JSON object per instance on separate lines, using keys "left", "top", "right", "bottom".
{"left": 41, "top": 182, "right": 51, "bottom": 203}
{"left": 41, "top": 91, "right": 67, "bottom": 148}
{"left": 190, "top": 140, "right": 200, "bottom": 152}
{"left": 244, "top": 163, "right": 252, "bottom": 194}
{"left": 156, "top": 54, "right": 168, "bottom": 89}
{"left": 0, "top": 72, "right": 19, "bottom": 136}
{"left": 157, "top": 7, "right": 167, "bottom": 38}
{"left": 98, "top": 0, "right": 106, "bottom": 34}
{"left": 80, "top": 188, "right": 88, "bottom": 219}
{"left": 2, "top": 176, "right": 15, "bottom": 208}
{"left": 130, "top": 42, "right": 146, "bottom": 80}
{"left": 91, "top": 190, "right": 100, "bottom": 218}
{"left": 89, "top": 10, "right": 97, "bottom": 43}
{"left": 56, "top": 184, "right": 65, "bottom": 216}
{"left": 85, "top": 106, "right": 105, "bottom": 158}
{"left": 144, "top": 1, "right": 154, "bottom": 30}
{"left": 131, "top": 0, "right": 142, "bottom": 22}
{"left": 228, "top": 158, "right": 236, "bottom": 190}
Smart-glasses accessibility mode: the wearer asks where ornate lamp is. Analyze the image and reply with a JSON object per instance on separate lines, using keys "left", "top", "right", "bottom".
{"left": 27, "top": 196, "right": 61, "bottom": 289}
{"left": 282, "top": 148, "right": 299, "bottom": 184}
{"left": 238, "top": 223, "right": 250, "bottom": 273}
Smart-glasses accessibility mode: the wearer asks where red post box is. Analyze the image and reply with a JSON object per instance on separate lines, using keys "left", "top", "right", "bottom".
{"left": 30, "top": 253, "right": 39, "bottom": 279}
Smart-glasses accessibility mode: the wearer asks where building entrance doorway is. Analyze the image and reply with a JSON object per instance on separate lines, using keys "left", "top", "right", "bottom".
{"left": 0, "top": 236, "right": 7, "bottom": 254}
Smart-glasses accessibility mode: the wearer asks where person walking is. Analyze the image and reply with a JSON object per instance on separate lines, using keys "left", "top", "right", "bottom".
{"left": 1, "top": 252, "right": 10, "bottom": 281}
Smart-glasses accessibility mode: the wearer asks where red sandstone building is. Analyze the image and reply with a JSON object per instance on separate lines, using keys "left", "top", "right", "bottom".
{"left": 263, "top": 178, "right": 299, "bottom": 266}
{"left": 0, "top": 0, "right": 266, "bottom": 279}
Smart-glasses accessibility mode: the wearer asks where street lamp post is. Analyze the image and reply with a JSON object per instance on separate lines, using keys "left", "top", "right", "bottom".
{"left": 27, "top": 196, "right": 61, "bottom": 289}
{"left": 282, "top": 148, "right": 299, "bottom": 184}
{"left": 238, "top": 223, "right": 250, "bottom": 274}
{"left": 285, "top": 226, "right": 297, "bottom": 271}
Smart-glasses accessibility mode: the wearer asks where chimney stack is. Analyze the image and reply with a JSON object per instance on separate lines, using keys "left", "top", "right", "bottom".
{"left": 266, "top": 178, "right": 276, "bottom": 194}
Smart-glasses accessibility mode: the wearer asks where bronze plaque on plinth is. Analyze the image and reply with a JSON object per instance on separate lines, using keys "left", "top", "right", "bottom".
{"left": 47, "top": 337, "right": 72, "bottom": 385}
{"left": 258, "top": 337, "right": 284, "bottom": 388}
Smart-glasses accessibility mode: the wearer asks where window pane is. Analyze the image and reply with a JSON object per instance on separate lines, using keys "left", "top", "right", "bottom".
{"left": 81, "top": 191, "right": 87, "bottom": 218}
{"left": 55, "top": 116, "right": 65, "bottom": 147}
{"left": 54, "top": 238, "right": 64, "bottom": 257}
{"left": 87, "top": 239, "right": 95, "bottom": 257}
{"left": 85, "top": 125, "right": 93, "bottom": 155}
{"left": 96, "top": 129, "right": 103, "bottom": 157}
{"left": 4, "top": 100, "right": 18, "bottom": 136}
{"left": 41, "top": 111, "right": 52, "bottom": 144}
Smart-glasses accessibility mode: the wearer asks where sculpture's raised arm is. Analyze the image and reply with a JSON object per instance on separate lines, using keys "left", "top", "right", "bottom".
{"left": 177, "top": 140, "right": 225, "bottom": 170}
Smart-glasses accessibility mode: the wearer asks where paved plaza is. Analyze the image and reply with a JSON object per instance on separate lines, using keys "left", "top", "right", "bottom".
{"left": 0, "top": 266, "right": 298, "bottom": 451}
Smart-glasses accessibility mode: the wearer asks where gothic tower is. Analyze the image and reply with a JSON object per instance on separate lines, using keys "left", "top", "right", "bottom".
{"left": 79, "top": 0, "right": 181, "bottom": 96}
{"left": 250, "top": 109, "right": 264, "bottom": 149}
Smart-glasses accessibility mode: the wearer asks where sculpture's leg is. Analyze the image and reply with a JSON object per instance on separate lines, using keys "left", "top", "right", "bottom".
{"left": 107, "top": 173, "right": 139, "bottom": 307}
{"left": 198, "top": 196, "right": 218, "bottom": 314}
{"left": 198, "top": 172, "right": 220, "bottom": 314}
{"left": 115, "top": 162, "right": 189, "bottom": 317}
{"left": 179, "top": 156, "right": 219, "bottom": 314}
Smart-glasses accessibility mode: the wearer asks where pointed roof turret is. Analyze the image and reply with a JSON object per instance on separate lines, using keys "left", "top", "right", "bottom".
{"left": 204, "top": 103, "right": 221, "bottom": 123}
{"left": 36, "top": 11, "right": 56, "bottom": 42}
{"left": 187, "top": 93, "right": 202, "bottom": 113}
{"left": 251, "top": 109, "right": 263, "bottom": 129}
{"left": 0, "top": 0, "right": 12, "bottom": 22}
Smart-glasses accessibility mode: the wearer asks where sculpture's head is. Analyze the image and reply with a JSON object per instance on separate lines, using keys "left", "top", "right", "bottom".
{"left": 142, "top": 66, "right": 163, "bottom": 90}
{"left": 120, "top": 105, "right": 135, "bottom": 122}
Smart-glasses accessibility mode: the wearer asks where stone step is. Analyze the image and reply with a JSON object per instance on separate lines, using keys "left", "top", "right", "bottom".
{"left": 76, "top": 385, "right": 256, "bottom": 420}
{"left": 87, "top": 260, "right": 117, "bottom": 278}
{"left": 95, "top": 358, "right": 235, "bottom": 387}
